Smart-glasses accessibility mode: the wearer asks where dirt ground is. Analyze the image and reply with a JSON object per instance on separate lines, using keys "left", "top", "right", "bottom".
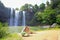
{"left": 23, "top": 30, "right": 60, "bottom": 40}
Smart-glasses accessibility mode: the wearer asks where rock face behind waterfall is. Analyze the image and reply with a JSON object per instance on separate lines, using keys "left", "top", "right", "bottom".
{"left": 18, "top": 11, "right": 34, "bottom": 26}
{"left": 0, "top": 1, "right": 10, "bottom": 23}
{"left": 25, "top": 11, "right": 34, "bottom": 26}
{"left": 18, "top": 11, "right": 23, "bottom": 26}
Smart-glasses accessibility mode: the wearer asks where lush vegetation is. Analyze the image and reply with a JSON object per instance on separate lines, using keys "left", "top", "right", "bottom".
{"left": 0, "top": 22, "right": 8, "bottom": 38}
{"left": 0, "top": 33, "right": 23, "bottom": 40}
{"left": 0, "top": 23, "right": 23, "bottom": 40}
{"left": 20, "top": 0, "right": 60, "bottom": 26}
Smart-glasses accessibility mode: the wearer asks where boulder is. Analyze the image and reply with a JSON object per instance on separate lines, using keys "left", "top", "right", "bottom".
{"left": 51, "top": 23, "right": 57, "bottom": 27}
{"left": 24, "top": 26, "right": 30, "bottom": 34}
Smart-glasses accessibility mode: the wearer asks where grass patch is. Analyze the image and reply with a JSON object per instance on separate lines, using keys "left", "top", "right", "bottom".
{"left": 8, "top": 27, "right": 23, "bottom": 33}
{"left": 0, "top": 25, "right": 60, "bottom": 40}
{"left": 0, "top": 33, "right": 23, "bottom": 40}
{"left": 30, "top": 26, "right": 48, "bottom": 31}
{"left": 30, "top": 25, "right": 60, "bottom": 31}
{"left": 1, "top": 25, "right": 60, "bottom": 33}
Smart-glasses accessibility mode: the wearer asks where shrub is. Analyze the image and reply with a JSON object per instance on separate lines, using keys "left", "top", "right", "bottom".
{"left": 56, "top": 15, "right": 60, "bottom": 24}
{"left": 0, "top": 33, "right": 23, "bottom": 40}
{"left": 7, "top": 33, "right": 23, "bottom": 40}
{"left": 55, "top": 24, "right": 60, "bottom": 28}
{"left": 0, "top": 22, "right": 8, "bottom": 38}
{"left": 21, "top": 32, "right": 29, "bottom": 37}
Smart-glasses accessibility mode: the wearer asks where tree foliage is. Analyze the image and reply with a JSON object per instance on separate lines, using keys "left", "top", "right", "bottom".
{"left": 33, "top": 4, "right": 39, "bottom": 13}
{"left": 20, "top": 0, "right": 60, "bottom": 25}
{"left": 56, "top": 15, "right": 60, "bottom": 24}
{"left": 0, "top": 22, "right": 8, "bottom": 38}
{"left": 20, "top": 4, "right": 33, "bottom": 11}
{"left": 39, "top": 3, "right": 45, "bottom": 12}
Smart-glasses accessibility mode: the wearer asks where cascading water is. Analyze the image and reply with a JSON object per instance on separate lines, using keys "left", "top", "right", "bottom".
{"left": 14, "top": 10, "right": 19, "bottom": 26}
{"left": 22, "top": 11, "right": 26, "bottom": 26}
{"left": 21, "top": 11, "right": 26, "bottom": 33}
{"left": 9, "top": 8, "right": 19, "bottom": 26}
{"left": 9, "top": 8, "right": 19, "bottom": 33}
{"left": 9, "top": 8, "right": 14, "bottom": 26}
{"left": 13, "top": 10, "right": 19, "bottom": 32}
{"left": 9, "top": 8, "right": 26, "bottom": 33}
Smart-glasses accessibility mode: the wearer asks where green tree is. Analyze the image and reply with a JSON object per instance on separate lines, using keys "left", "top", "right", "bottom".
{"left": 34, "top": 8, "right": 56, "bottom": 25}
{"left": 15, "top": 8, "right": 19, "bottom": 10}
{"left": 33, "top": 4, "right": 39, "bottom": 13}
{"left": 50, "top": 0, "right": 60, "bottom": 9}
{"left": 34, "top": 12, "right": 43, "bottom": 24}
{"left": 56, "top": 15, "right": 60, "bottom": 24}
{"left": 20, "top": 4, "right": 28, "bottom": 11}
{"left": 43, "top": 9, "right": 56, "bottom": 25}
{"left": 50, "top": 0, "right": 60, "bottom": 25}
{"left": 39, "top": 3, "right": 45, "bottom": 12}
{"left": 46, "top": 1, "right": 50, "bottom": 6}
{"left": 20, "top": 4, "right": 33, "bottom": 11}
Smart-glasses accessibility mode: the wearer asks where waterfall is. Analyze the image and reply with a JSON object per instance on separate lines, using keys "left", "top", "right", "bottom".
{"left": 14, "top": 10, "right": 19, "bottom": 26}
{"left": 9, "top": 8, "right": 26, "bottom": 26}
{"left": 9, "top": 8, "right": 14, "bottom": 26}
{"left": 22, "top": 11, "right": 26, "bottom": 26}
{"left": 21, "top": 11, "right": 26, "bottom": 33}
{"left": 9, "top": 9, "right": 19, "bottom": 33}
{"left": 9, "top": 8, "right": 19, "bottom": 26}
{"left": 9, "top": 8, "right": 26, "bottom": 33}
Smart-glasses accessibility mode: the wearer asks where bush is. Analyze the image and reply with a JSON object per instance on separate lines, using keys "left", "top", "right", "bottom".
{"left": 55, "top": 24, "right": 60, "bottom": 28}
{"left": 0, "top": 33, "right": 23, "bottom": 40}
{"left": 56, "top": 15, "right": 60, "bottom": 24}
{"left": 7, "top": 33, "right": 23, "bottom": 40}
{"left": 0, "top": 22, "right": 8, "bottom": 38}
{"left": 21, "top": 32, "right": 29, "bottom": 37}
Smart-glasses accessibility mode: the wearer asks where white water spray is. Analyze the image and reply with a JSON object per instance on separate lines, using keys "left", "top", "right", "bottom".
{"left": 22, "top": 11, "right": 26, "bottom": 26}
{"left": 21, "top": 11, "right": 26, "bottom": 33}
{"left": 9, "top": 8, "right": 14, "bottom": 26}
{"left": 14, "top": 10, "right": 19, "bottom": 26}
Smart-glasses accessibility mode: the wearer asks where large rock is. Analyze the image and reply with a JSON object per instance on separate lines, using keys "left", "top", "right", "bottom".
{"left": 51, "top": 23, "right": 57, "bottom": 27}
{"left": 24, "top": 26, "right": 30, "bottom": 34}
